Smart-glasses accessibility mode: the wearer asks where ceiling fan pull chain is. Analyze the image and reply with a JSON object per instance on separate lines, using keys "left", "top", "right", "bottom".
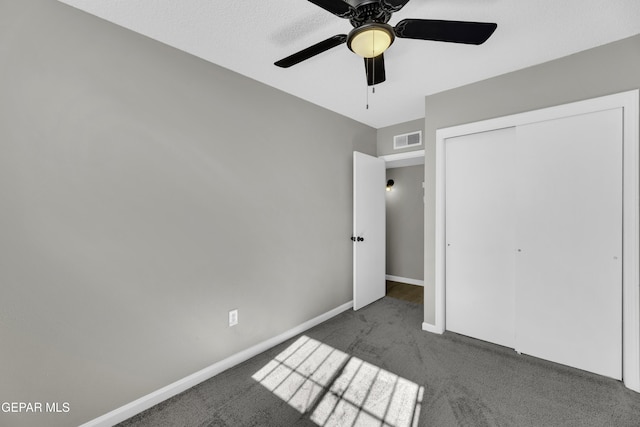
{"left": 366, "top": 82, "right": 369, "bottom": 109}
{"left": 365, "top": 56, "right": 370, "bottom": 109}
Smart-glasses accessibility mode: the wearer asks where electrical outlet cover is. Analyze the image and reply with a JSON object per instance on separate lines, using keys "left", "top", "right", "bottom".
{"left": 229, "top": 309, "right": 238, "bottom": 327}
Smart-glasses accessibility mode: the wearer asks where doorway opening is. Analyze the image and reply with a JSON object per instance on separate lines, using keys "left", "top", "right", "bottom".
{"left": 381, "top": 150, "right": 425, "bottom": 305}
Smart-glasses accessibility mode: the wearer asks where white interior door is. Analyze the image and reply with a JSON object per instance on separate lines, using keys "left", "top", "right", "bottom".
{"left": 515, "top": 109, "right": 623, "bottom": 379}
{"left": 353, "top": 151, "right": 385, "bottom": 311}
{"left": 445, "top": 127, "right": 517, "bottom": 348}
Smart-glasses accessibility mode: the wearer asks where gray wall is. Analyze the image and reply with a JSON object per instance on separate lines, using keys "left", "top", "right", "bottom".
{"left": 0, "top": 1, "right": 376, "bottom": 426}
{"left": 377, "top": 118, "right": 425, "bottom": 156}
{"left": 385, "top": 165, "right": 425, "bottom": 281}
{"left": 423, "top": 34, "right": 640, "bottom": 324}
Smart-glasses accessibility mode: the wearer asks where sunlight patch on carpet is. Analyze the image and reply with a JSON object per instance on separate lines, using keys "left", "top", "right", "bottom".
{"left": 252, "top": 335, "right": 424, "bottom": 427}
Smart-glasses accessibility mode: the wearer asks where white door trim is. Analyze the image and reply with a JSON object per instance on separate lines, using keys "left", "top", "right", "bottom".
{"left": 380, "top": 149, "right": 425, "bottom": 169}
{"left": 432, "top": 90, "right": 640, "bottom": 392}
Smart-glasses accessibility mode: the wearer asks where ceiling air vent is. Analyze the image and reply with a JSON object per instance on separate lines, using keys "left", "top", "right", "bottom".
{"left": 393, "top": 131, "right": 422, "bottom": 150}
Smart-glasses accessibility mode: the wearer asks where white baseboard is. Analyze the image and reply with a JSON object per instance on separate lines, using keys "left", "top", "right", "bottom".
{"left": 422, "top": 322, "right": 444, "bottom": 334}
{"left": 80, "top": 300, "right": 354, "bottom": 427}
{"left": 386, "top": 275, "right": 424, "bottom": 287}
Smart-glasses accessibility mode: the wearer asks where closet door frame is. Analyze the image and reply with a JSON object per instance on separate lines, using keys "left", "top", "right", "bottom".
{"left": 432, "top": 90, "right": 640, "bottom": 392}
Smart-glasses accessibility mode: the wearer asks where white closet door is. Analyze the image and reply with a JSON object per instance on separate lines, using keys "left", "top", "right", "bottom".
{"left": 515, "top": 108, "right": 623, "bottom": 379}
{"left": 445, "top": 127, "right": 517, "bottom": 348}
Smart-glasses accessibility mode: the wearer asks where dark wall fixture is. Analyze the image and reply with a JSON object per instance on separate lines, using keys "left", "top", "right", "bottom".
{"left": 386, "top": 179, "right": 395, "bottom": 191}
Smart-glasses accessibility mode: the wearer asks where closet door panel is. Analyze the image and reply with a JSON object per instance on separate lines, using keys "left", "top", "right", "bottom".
{"left": 445, "top": 127, "right": 517, "bottom": 348}
{"left": 515, "top": 108, "right": 623, "bottom": 379}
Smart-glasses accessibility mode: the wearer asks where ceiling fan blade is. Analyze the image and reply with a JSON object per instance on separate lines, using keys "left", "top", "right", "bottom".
{"left": 307, "top": 0, "right": 354, "bottom": 18}
{"left": 395, "top": 19, "right": 497, "bottom": 45}
{"left": 381, "top": 0, "right": 411, "bottom": 13}
{"left": 275, "top": 34, "right": 347, "bottom": 68}
{"left": 364, "top": 54, "right": 386, "bottom": 86}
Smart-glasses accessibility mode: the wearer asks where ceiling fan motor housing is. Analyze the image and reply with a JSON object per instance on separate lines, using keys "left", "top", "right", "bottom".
{"left": 349, "top": 1, "right": 392, "bottom": 27}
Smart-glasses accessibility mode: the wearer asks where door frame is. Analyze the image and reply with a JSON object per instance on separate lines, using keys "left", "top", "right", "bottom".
{"left": 380, "top": 149, "right": 425, "bottom": 169}
{"left": 380, "top": 149, "right": 426, "bottom": 288}
{"left": 432, "top": 90, "right": 640, "bottom": 392}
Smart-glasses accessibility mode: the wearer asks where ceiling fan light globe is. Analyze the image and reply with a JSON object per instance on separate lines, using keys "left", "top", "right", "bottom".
{"left": 348, "top": 24, "right": 394, "bottom": 58}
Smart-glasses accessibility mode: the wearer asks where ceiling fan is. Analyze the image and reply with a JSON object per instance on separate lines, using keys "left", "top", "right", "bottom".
{"left": 275, "top": 0, "right": 497, "bottom": 86}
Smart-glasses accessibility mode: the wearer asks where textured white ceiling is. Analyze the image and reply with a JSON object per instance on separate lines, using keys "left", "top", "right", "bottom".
{"left": 57, "top": 0, "right": 640, "bottom": 128}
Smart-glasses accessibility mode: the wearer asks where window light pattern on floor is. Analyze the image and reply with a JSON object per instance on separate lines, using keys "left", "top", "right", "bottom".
{"left": 252, "top": 335, "right": 424, "bottom": 427}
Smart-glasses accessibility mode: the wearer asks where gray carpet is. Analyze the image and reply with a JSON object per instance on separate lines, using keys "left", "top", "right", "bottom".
{"left": 118, "top": 297, "right": 640, "bottom": 426}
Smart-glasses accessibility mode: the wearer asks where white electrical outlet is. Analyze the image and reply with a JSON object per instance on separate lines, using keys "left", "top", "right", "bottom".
{"left": 228, "top": 309, "right": 238, "bottom": 327}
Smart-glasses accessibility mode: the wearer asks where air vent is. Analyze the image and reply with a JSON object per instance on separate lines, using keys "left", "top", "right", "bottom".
{"left": 393, "top": 131, "right": 422, "bottom": 150}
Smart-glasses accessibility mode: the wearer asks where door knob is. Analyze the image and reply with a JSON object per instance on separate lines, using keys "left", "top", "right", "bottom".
{"left": 357, "top": 237, "right": 364, "bottom": 242}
